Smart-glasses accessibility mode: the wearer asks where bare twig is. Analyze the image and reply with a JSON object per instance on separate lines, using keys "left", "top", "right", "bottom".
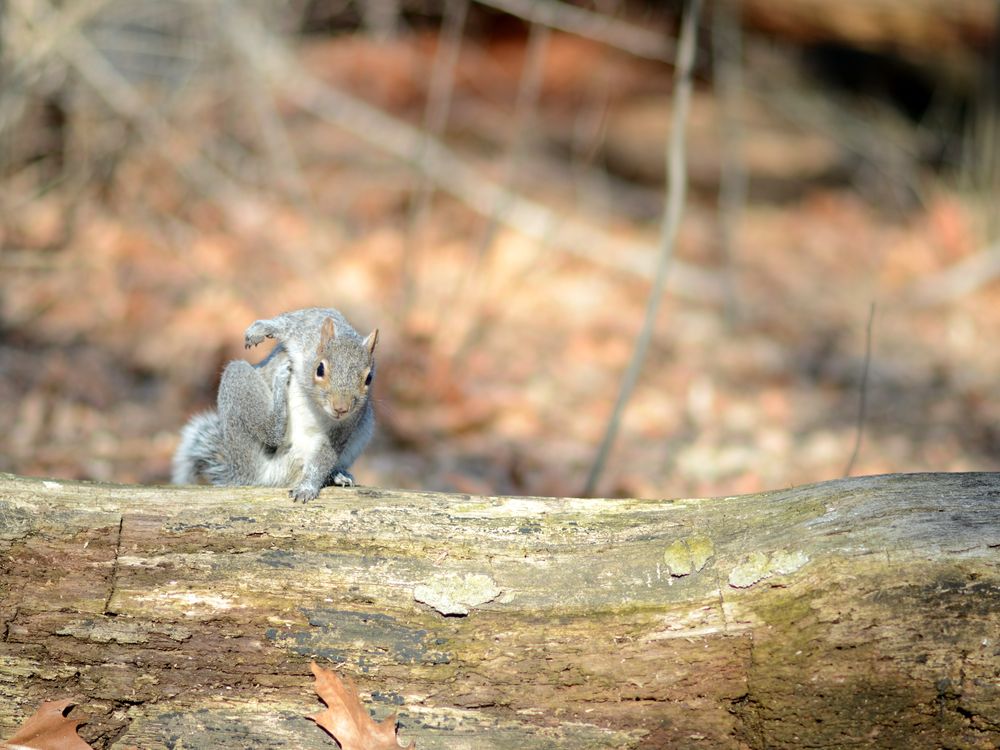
{"left": 908, "top": 240, "right": 1000, "bottom": 307}
{"left": 468, "top": 19, "right": 550, "bottom": 263}
{"left": 473, "top": 0, "right": 673, "bottom": 61}
{"left": 401, "top": 0, "right": 469, "bottom": 313}
{"left": 754, "top": 83, "right": 925, "bottom": 211}
{"left": 224, "top": 4, "right": 723, "bottom": 303}
{"left": 450, "top": 19, "right": 551, "bottom": 357}
{"left": 439, "top": 23, "right": 550, "bottom": 361}
{"left": 8, "top": 0, "right": 114, "bottom": 83}
{"left": 359, "top": 0, "right": 401, "bottom": 41}
{"left": 220, "top": 0, "right": 311, "bottom": 204}
{"left": 9, "top": 0, "right": 151, "bottom": 120}
{"left": 440, "top": 95, "right": 664, "bottom": 219}
{"left": 419, "top": 0, "right": 469, "bottom": 155}
{"left": 844, "top": 302, "right": 876, "bottom": 478}
{"left": 988, "top": 3, "right": 1000, "bottom": 241}
{"left": 960, "top": 1, "right": 1000, "bottom": 241}
{"left": 9, "top": 0, "right": 288, "bottom": 260}
{"left": 582, "top": 0, "right": 702, "bottom": 497}
{"left": 712, "top": 0, "right": 745, "bottom": 325}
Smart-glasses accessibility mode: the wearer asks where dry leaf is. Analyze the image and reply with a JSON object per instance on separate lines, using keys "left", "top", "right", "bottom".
{"left": 308, "top": 662, "right": 414, "bottom": 750}
{"left": 2, "top": 699, "right": 93, "bottom": 750}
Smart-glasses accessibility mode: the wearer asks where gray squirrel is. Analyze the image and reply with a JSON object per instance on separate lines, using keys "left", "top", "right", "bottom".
{"left": 172, "top": 308, "right": 379, "bottom": 502}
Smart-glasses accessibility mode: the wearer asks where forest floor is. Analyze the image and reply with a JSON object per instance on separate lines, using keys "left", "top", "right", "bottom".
{"left": 2, "top": 27, "right": 998, "bottom": 500}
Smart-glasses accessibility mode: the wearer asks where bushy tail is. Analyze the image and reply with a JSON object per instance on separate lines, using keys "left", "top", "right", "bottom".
{"left": 171, "top": 411, "right": 224, "bottom": 485}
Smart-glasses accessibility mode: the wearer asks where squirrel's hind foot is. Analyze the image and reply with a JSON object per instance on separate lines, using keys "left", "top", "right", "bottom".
{"left": 331, "top": 471, "right": 355, "bottom": 487}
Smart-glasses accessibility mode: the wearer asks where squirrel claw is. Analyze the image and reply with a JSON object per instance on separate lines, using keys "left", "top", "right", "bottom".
{"left": 244, "top": 320, "right": 274, "bottom": 349}
{"left": 290, "top": 484, "right": 320, "bottom": 503}
{"left": 331, "top": 471, "right": 355, "bottom": 487}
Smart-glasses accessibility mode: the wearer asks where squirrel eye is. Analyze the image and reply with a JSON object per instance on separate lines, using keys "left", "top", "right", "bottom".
{"left": 315, "top": 362, "right": 325, "bottom": 378}
{"left": 364, "top": 370, "right": 373, "bottom": 386}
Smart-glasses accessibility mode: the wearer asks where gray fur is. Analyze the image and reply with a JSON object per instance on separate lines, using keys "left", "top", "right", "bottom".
{"left": 171, "top": 411, "right": 224, "bottom": 484}
{"left": 172, "top": 307, "right": 378, "bottom": 501}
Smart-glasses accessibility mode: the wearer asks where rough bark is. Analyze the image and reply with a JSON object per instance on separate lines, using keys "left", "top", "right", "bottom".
{"left": 0, "top": 471, "right": 997, "bottom": 749}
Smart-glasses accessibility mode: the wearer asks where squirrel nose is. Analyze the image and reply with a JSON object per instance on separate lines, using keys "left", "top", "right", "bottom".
{"left": 330, "top": 397, "right": 353, "bottom": 418}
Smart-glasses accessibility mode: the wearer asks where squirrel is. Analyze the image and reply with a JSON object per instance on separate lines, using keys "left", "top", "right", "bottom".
{"left": 172, "top": 307, "right": 379, "bottom": 502}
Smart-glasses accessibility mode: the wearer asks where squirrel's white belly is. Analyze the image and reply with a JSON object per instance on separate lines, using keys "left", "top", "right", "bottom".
{"left": 258, "top": 381, "right": 327, "bottom": 486}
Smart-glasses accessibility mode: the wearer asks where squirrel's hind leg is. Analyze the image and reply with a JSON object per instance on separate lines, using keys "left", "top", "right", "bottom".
{"left": 218, "top": 359, "right": 291, "bottom": 451}
{"left": 329, "top": 471, "right": 354, "bottom": 487}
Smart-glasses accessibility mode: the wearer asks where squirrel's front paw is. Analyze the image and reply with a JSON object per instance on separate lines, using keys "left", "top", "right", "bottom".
{"left": 290, "top": 483, "right": 320, "bottom": 503}
{"left": 331, "top": 471, "right": 355, "bottom": 487}
{"left": 244, "top": 320, "right": 274, "bottom": 349}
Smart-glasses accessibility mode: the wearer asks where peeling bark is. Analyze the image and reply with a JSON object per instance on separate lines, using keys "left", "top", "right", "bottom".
{"left": 0, "top": 472, "right": 998, "bottom": 749}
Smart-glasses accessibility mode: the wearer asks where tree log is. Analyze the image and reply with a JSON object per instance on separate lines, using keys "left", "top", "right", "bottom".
{"left": 0, "top": 471, "right": 997, "bottom": 749}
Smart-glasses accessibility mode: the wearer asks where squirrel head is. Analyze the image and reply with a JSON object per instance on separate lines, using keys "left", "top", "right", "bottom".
{"left": 308, "top": 316, "right": 378, "bottom": 422}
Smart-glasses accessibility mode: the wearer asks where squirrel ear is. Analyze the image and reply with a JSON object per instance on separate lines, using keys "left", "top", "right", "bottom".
{"left": 320, "top": 317, "right": 338, "bottom": 346}
{"left": 365, "top": 328, "right": 379, "bottom": 356}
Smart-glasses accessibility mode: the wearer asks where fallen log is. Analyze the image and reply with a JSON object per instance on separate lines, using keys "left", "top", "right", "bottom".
{"left": 0, "top": 471, "right": 997, "bottom": 749}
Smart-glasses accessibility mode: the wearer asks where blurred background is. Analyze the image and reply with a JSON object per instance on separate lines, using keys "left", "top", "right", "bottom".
{"left": 0, "top": 0, "right": 997, "bottom": 499}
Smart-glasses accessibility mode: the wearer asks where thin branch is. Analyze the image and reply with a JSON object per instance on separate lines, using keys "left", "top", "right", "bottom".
{"left": 359, "top": 0, "right": 401, "bottom": 41}
{"left": 712, "top": 0, "right": 745, "bottom": 326}
{"left": 401, "top": 0, "right": 469, "bottom": 313}
{"left": 844, "top": 302, "right": 876, "bottom": 478}
{"left": 220, "top": 0, "right": 311, "bottom": 204}
{"left": 468, "top": 19, "right": 550, "bottom": 263}
{"left": 907, "top": 240, "right": 1000, "bottom": 307}
{"left": 8, "top": 0, "right": 115, "bottom": 83}
{"left": 225, "top": 2, "right": 724, "bottom": 303}
{"left": 582, "top": 0, "right": 702, "bottom": 498}
{"left": 450, "top": 19, "right": 551, "bottom": 359}
{"left": 754, "top": 83, "right": 926, "bottom": 211}
{"left": 10, "top": 0, "right": 288, "bottom": 254}
{"left": 473, "top": 0, "right": 673, "bottom": 62}
{"left": 420, "top": 0, "right": 469, "bottom": 155}
{"left": 9, "top": 0, "right": 152, "bottom": 121}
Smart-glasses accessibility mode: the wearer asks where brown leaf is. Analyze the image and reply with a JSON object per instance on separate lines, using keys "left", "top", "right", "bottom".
{"left": 308, "top": 662, "right": 414, "bottom": 750}
{"left": 2, "top": 699, "right": 93, "bottom": 750}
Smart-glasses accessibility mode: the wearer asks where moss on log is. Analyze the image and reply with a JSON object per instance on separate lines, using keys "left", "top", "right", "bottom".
{"left": 0, "top": 472, "right": 998, "bottom": 749}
